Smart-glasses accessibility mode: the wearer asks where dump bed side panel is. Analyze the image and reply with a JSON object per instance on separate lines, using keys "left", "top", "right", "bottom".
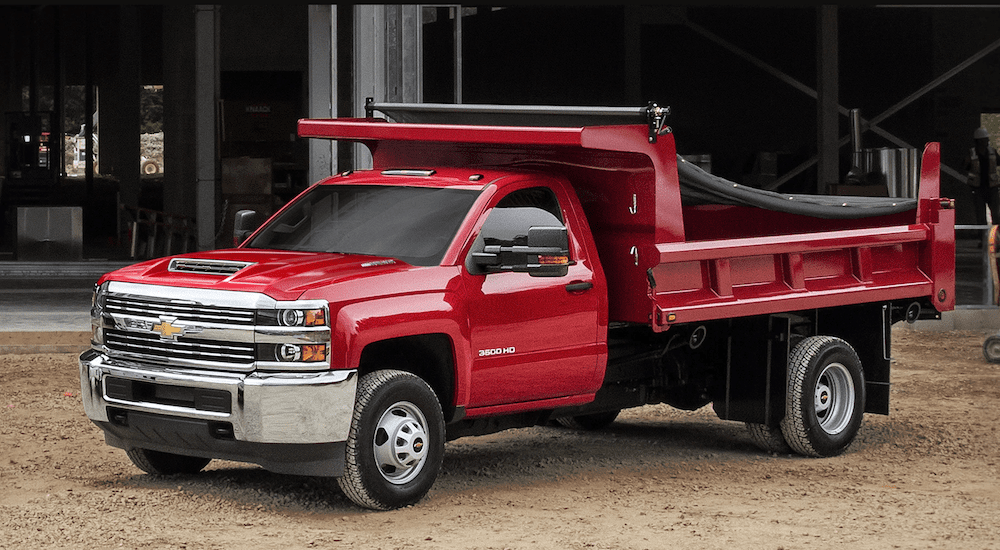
{"left": 650, "top": 142, "right": 954, "bottom": 330}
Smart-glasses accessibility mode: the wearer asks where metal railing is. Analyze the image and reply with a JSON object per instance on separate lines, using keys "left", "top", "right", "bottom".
{"left": 123, "top": 205, "right": 197, "bottom": 260}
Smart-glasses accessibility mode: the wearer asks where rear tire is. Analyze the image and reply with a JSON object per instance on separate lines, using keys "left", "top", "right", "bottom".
{"left": 338, "top": 370, "right": 445, "bottom": 511}
{"left": 745, "top": 422, "right": 792, "bottom": 454}
{"left": 125, "top": 448, "right": 211, "bottom": 475}
{"left": 780, "top": 336, "right": 865, "bottom": 457}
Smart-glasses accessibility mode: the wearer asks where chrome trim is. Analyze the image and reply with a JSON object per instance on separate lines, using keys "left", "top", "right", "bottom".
{"left": 106, "top": 316, "right": 254, "bottom": 343}
{"left": 107, "top": 281, "right": 271, "bottom": 309}
{"left": 255, "top": 360, "right": 330, "bottom": 371}
{"left": 94, "top": 282, "right": 332, "bottom": 372}
{"left": 254, "top": 326, "right": 330, "bottom": 344}
{"left": 80, "top": 351, "right": 356, "bottom": 444}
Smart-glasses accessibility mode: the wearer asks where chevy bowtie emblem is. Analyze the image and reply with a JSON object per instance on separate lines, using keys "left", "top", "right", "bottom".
{"left": 152, "top": 318, "right": 184, "bottom": 340}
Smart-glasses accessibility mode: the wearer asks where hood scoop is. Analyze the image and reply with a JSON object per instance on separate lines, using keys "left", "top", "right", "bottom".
{"left": 168, "top": 258, "right": 255, "bottom": 276}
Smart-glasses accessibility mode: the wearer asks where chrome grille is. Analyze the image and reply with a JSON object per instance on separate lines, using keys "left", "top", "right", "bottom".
{"left": 96, "top": 282, "right": 331, "bottom": 373}
{"left": 104, "top": 329, "right": 255, "bottom": 365}
{"left": 105, "top": 295, "right": 255, "bottom": 326}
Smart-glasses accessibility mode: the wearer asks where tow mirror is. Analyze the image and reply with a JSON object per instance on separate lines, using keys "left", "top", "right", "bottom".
{"left": 233, "top": 209, "right": 262, "bottom": 246}
{"left": 471, "top": 225, "right": 571, "bottom": 277}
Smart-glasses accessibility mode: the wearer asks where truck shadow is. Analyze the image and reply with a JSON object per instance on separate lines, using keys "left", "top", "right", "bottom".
{"left": 103, "top": 413, "right": 909, "bottom": 514}
{"left": 101, "top": 418, "right": 756, "bottom": 513}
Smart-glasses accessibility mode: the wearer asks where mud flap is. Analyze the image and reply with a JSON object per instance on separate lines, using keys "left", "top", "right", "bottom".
{"left": 712, "top": 315, "right": 790, "bottom": 426}
{"left": 816, "top": 303, "right": 891, "bottom": 416}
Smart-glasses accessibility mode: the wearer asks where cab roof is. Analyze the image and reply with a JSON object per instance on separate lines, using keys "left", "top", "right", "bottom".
{"left": 316, "top": 166, "right": 547, "bottom": 191}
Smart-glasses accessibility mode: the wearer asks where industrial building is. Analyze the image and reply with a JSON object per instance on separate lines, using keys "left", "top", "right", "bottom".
{"left": 1, "top": 5, "right": 999, "bottom": 309}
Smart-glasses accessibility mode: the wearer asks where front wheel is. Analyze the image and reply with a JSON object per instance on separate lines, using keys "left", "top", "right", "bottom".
{"left": 338, "top": 370, "right": 445, "bottom": 510}
{"left": 780, "top": 336, "right": 865, "bottom": 457}
{"left": 125, "top": 448, "right": 211, "bottom": 475}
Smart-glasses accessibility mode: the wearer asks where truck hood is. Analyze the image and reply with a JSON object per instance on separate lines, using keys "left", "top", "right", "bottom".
{"left": 102, "top": 249, "right": 445, "bottom": 302}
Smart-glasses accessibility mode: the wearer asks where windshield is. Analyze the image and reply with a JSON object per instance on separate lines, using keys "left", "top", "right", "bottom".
{"left": 246, "top": 185, "right": 481, "bottom": 266}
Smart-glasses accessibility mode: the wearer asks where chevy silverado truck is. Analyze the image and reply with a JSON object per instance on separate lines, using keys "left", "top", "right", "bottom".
{"left": 80, "top": 101, "right": 955, "bottom": 510}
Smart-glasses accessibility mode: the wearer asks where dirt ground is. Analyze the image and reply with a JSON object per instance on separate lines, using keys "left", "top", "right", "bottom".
{"left": 1, "top": 327, "right": 998, "bottom": 550}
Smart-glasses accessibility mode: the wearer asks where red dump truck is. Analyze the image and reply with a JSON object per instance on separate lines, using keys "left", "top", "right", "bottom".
{"left": 80, "top": 102, "right": 955, "bottom": 510}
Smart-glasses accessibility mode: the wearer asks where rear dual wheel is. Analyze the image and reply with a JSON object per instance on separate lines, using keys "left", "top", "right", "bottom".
{"left": 780, "top": 336, "right": 865, "bottom": 457}
{"left": 746, "top": 336, "right": 865, "bottom": 457}
{"left": 745, "top": 422, "right": 792, "bottom": 454}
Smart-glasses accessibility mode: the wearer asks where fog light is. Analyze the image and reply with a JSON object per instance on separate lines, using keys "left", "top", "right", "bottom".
{"left": 277, "top": 343, "right": 301, "bottom": 362}
{"left": 274, "top": 343, "right": 328, "bottom": 362}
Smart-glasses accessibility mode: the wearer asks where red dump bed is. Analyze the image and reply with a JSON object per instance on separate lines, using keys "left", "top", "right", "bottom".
{"left": 298, "top": 117, "right": 955, "bottom": 329}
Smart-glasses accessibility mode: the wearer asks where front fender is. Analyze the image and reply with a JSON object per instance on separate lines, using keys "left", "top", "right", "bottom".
{"left": 330, "top": 292, "right": 473, "bottom": 408}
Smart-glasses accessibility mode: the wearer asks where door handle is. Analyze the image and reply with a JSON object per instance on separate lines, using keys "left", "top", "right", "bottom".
{"left": 565, "top": 281, "right": 593, "bottom": 293}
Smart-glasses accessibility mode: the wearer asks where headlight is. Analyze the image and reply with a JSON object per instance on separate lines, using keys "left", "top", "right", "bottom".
{"left": 279, "top": 308, "right": 327, "bottom": 327}
{"left": 91, "top": 282, "right": 108, "bottom": 316}
{"left": 257, "top": 308, "right": 328, "bottom": 327}
{"left": 91, "top": 282, "right": 108, "bottom": 346}
{"left": 255, "top": 301, "right": 331, "bottom": 368}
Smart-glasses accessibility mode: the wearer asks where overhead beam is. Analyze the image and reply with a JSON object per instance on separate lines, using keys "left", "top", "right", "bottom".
{"left": 679, "top": 10, "right": 980, "bottom": 189}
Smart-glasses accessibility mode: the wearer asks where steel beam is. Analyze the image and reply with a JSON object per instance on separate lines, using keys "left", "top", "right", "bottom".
{"left": 678, "top": 10, "right": 981, "bottom": 190}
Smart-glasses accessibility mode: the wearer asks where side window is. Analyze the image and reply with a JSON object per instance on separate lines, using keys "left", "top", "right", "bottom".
{"left": 466, "top": 187, "right": 571, "bottom": 277}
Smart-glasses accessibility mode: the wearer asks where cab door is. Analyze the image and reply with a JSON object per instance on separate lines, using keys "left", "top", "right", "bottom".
{"left": 463, "top": 185, "right": 602, "bottom": 408}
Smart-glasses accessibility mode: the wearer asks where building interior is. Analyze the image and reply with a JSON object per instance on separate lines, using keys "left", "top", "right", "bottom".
{"left": 1, "top": 4, "right": 999, "bottom": 307}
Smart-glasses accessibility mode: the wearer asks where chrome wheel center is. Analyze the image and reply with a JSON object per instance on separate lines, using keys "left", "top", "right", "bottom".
{"left": 373, "top": 401, "right": 429, "bottom": 485}
{"left": 814, "top": 363, "right": 855, "bottom": 435}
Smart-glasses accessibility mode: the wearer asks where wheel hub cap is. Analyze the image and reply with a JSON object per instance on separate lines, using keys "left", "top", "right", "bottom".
{"left": 813, "top": 363, "right": 855, "bottom": 435}
{"left": 373, "top": 402, "right": 428, "bottom": 485}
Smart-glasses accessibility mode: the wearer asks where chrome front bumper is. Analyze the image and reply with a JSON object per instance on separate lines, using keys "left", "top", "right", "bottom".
{"left": 80, "top": 349, "right": 357, "bottom": 445}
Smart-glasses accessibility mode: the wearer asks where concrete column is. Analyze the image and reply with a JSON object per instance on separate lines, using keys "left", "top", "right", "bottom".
{"left": 103, "top": 6, "right": 142, "bottom": 210}
{"left": 401, "top": 5, "right": 422, "bottom": 104}
{"left": 162, "top": 6, "right": 196, "bottom": 223}
{"left": 194, "top": 5, "right": 218, "bottom": 250}
{"left": 353, "top": 5, "right": 384, "bottom": 170}
{"left": 816, "top": 6, "right": 839, "bottom": 194}
{"left": 307, "top": 5, "right": 334, "bottom": 183}
{"left": 352, "top": 5, "right": 422, "bottom": 169}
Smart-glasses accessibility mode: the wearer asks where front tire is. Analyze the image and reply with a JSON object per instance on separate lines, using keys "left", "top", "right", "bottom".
{"left": 338, "top": 370, "right": 445, "bottom": 510}
{"left": 780, "top": 336, "right": 865, "bottom": 457}
{"left": 125, "top": 448, "right": 211, "bottom": 475}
